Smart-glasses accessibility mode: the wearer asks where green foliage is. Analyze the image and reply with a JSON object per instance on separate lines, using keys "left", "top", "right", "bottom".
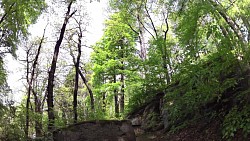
{"left": 222, "top": 105, "right": 250, "bottom": 139}
{"left": 0, "top": 0, "right": 248, "bottom": 139}
{"left": 0, "top": 0, "right": 46, "bottom": 56}
{"left": 0, "top": 104, "right": 25, "bottom": 141}
{"left": 165, "top": 50, "right": 239, "bottom": 129}
{"left": 91, "top": 11, "right": 139, "bottom": 118}
{"left": 0, "top": 58, "right": 6, "bottom": 86}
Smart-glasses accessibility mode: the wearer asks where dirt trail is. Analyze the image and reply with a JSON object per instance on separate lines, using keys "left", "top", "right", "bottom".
{"left": 136, "top": 131, "right": 167, "bottom": 141}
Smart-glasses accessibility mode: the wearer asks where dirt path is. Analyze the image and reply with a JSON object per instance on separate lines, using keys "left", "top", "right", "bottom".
{"left": 136, "top": 131, "right": 167, "bottom": 141}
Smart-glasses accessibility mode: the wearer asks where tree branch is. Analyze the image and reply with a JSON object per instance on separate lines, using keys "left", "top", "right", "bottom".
{"left": 144, "top": 0, "right": 158, "bottom": 37}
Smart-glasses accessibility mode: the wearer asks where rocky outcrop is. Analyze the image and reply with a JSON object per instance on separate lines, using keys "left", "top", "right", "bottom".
{"left": 127, "top": 92, "right": 167, "bottom": 134}
{"left": 53, "top": 120, "right": 136, "bottom": 141}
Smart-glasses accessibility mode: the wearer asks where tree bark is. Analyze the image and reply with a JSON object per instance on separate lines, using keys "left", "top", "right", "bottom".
{"left": 47, "top": 1, "right": 76, "bottom": 132}
{"left": 32, "top": 27, "right": 46, "bottom": 137}
{"left": 120, "top": 73, "right": 125, "bottom": 113}
{"left": 69, "top": 19, "right": 95, "bottom": 111}
{"left": 119, "top": 45, "right": 125, "bottom": 113}
{"left": 78, "top": 69, "right": 95, "bottom": 110}
{"left": 114, "top": 74, "right": 119, "bottom": 116}
{"left": 25, "top": 48, "right": 31, "bottom": 139}
{"left": 208, "top": 0, "right": 246, "bottom": 44}
{"left": 137, "top": 14, "right": 146, "bottom": 60}
{"left": 34, "top": 94, "right": 43, "bottom": 137}
{"left": 73, "top": 29, "right": 82, "bottom": 123}
{"left": 102, "top": 92, "right": 106, "bottom": 112}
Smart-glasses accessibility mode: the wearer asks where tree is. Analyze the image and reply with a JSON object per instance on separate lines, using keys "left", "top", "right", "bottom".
{"left": 24, "top": 27, "right": 46, "bottom": 139}
{"left": 0, "top": 0, "right": 46, "bottom": 139}
{"left": 46, "top": 0, "right": 76, "bottom": 133}
{"left": 109, "top": 0, "right": 175, "bottom": 93}
{"left": 69, "top": 15, "right": 95, "bottom": 122}
{"left": 0, "top": 0, "right": 46, "bottom": 56}
{"left": 91, "top": 12, "right": 138, "bottom": 116}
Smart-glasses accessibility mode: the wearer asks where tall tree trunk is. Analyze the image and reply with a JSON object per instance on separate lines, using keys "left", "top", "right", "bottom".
{"left": 47, "top": 1, "right": 76, "bottom": 133}
{"left": 32, "top": 27, "right": 46, "bottom": 137}
{"left": 73, "top": 71, "right": 78, "bottom": 123}
{"left": 208, "top": 0, "right": 246, "bottom": 45}
{"left": 102, "top": 77, "right": 106, "bottom": 112}
{"left": 119, "top": 45, "right": 125, "bottom": 113}
{"left": 25, "top": 49, "right": 31, "bottom": 139}
{"left": 102, "top": 92, "right": 106, "bottom": 112}
{"left": 137, "top": 14, "right": 146, "bottom": 60}
{"left": 114, "top": 74, "right": 119, "bottom": 116}
{"left": 73, "top": 29, "right": 82, "bottom": 123}
{"left": 120, "top": 73, "right": 125, "bottom": 113}
{"left": 34, "top": 95, "right": 43, "bottom": 137}
{"left": 69, "top": 21, "right": 95, "bottom": 111}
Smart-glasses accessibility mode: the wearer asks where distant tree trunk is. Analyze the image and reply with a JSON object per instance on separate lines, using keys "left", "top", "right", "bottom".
{"left": 102, "top": 92, "right": 106, "bottom": 112}
{"left": 25, "top": 48, "right": 31, "bottom": 139}
{"left": 102, "top": 77, "right": 106, "bottom": 112}
{"left": 73, "top": 63, "right": 79, "bottom": 124}
{"left": 137, "top": 14, "right": 146, "bottom": 60}
{"left": 78, "top": 70, "right": 95, "bottom": 110}
{"left": 47, "top": 1, "right": 76, "bottom": 132}
{"left": 25, "top": 28, "right": 45, "bottom": 137}
{"left": 32, "top": 27, "right": 46, "bottom": 137}
{"left": 114, "top": 74, "right": 119, "bottom": 116}
{"left": 208, "top": 0, "right": 245, "bottom": 44}
{"left": 73, "top": 29, "right": 82, "bottom": 124}
{"left": 120, "top": 45, "right": 125, "bottom": 113}
{"left": 34, "top": 93, "right": 43, "bottom": 137}
{"left": 61, "top": 100, "right": 68, "bottom": 125}
{"left": 120, "top": 73, "right": 125, "bottom": 113}
{"left": 69, "top": 20, "right": 95, "bottom": 111}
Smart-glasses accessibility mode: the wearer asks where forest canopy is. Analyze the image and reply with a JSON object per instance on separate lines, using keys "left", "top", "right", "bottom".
{"left": 0, "top": 0, "right": 249, "bottom": 140}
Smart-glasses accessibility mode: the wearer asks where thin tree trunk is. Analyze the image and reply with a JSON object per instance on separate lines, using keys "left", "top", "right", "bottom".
{"left": 208, "top": 0, "right": 245, "bottom": 44}
{"left": 73, "top": 70, "right": 78, "bottom": 123}
{"left": 120, "top": 73, "right": 125, "bottom": 113}
{"left": 78, "top": 69, "right": 95, "bottom": 110}
{"left": 25, "top": 49, "right": 31, "bottom": 139}
{"left": 114, "top": 75, "right": 119, "bottom": 116}
{"left": 47, "top": 1, "right": 76, "bottom": 132}
{"left": 120, "top": 45, "right": 125, "bottom": 113}
{"left": 31, "top": 27, "right": 46, "bottom": 137}
{"left": 69, "top": 20, "right": 95, "bottom": 111}
{"left": 34, "top": 95, "right": 43, "bottom": 137}
{"left": 137, "top": 14, "right": 146, "bottom": 60}
{"left": 102, "top": 92, "right": 106, "bottom": 112}
{"left": 102, "top": 77, "right": 106, "bottom": 112}
{"left": 73, "top": 29, "right": 82, "bottom": 123}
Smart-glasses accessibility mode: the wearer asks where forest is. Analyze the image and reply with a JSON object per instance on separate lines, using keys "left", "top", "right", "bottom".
{"left": 0, "top": 0, "right": 249, "bottom": 140}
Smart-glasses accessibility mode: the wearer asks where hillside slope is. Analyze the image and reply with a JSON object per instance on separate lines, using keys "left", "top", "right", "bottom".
{"left": 128, "top": 53, "right": 250, "bottom": 141}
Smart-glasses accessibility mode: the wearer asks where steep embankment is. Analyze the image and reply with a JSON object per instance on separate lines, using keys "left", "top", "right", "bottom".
{"left": 128, "top": 53, "right": 250, "bottom": 141}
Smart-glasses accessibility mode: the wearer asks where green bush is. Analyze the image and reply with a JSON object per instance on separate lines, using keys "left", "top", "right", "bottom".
{"left": 222, "top": 105, "right": 250, "bottom": 139}
{"left": 165, "top": 51, "right": 239, "bottom": 129}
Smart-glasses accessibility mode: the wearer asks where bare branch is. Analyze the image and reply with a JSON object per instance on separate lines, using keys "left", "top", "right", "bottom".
{"left": 144, "top": 0, "right": 158, "bottom": 37}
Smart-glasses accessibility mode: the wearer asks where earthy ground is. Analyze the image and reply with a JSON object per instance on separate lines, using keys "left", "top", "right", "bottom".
{"left": 136, "top": 119, "right": 250, "bottom": 141}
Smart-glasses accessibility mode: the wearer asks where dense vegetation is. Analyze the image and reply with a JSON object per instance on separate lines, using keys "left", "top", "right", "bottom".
{"left": 0, "top": 0, "right": 249, "bottom": 140}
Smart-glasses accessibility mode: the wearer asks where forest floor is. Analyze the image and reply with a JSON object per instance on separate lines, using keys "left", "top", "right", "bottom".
{"left": 135, "top": 118, "right": 249, "bottom": 141}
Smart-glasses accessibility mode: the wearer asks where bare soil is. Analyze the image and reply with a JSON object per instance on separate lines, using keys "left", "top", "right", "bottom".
{"left": 136, "top": 118, "right": 250, "bottom": 141}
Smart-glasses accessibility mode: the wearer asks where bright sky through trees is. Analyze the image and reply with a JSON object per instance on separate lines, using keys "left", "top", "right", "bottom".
{"left": 5, "top": 0, "right": 108, "bottom": 103}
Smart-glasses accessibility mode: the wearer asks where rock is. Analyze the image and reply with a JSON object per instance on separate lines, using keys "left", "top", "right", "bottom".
{"left": 141, "top": 99, "right": 161, "bottom": 131}
{"left": 128, "top": 92, "right": 166, "bottom": 133}
{"left": 162, "top": 109, "right": 169, "bottom": 130}
{"left": 53, "top": 120, "right": 136, "bottom": 141}
{"left": 131, "top": 116, "right": 142, "bottom": 126}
